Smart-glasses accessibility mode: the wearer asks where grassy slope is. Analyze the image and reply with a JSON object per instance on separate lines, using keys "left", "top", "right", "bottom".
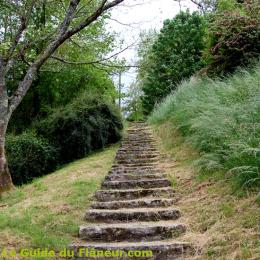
{"left": 149, "top": 63, "right": 260, "bottom": 188}
{"left": 0, "top": 145, "right": 118, "bottom": 260}
{"left": 152, "top": 122, "right": 260, "bottom": 260}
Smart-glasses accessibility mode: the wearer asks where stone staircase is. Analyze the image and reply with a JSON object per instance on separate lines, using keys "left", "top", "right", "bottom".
{"left": 70, "top": 122, "right": 192, "bottom": 259}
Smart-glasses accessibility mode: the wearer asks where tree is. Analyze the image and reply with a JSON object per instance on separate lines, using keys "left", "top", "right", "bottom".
{"left": 7, "top": 14, "right": 118, "bottom": 133}
{"left": 0, "top": 0, "right": 125, "bottom": 193}
{"left": 189, "top": 0, "right": 217, "bottom": 13}
{"left": 140, "top": 11, "right": 206, "bottom": 113}
{"left": 174, "top": 0, "right": 218, "bottom": 13}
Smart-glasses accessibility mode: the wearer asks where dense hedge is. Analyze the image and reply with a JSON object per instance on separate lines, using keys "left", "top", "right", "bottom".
{"left": 6, "top": 94, "right": 123, "bottom": 185}
{"left": 35, "top": 94, "right": 123, "bottom": 164}
{"left": 6, "top": 132, "right": 57, "bottom": 185}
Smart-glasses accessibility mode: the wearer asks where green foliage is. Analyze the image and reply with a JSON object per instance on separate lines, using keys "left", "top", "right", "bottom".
{"left": 204, "top": 0, "right": 260, "bottom": 75}
{"left": 124, "top": 81, "right": 145, "bottom": 121}
{"left": 6, "top": 132, "right": 57, "bottom": 185}
{"left": 140, "top": 11, "right": 206, "bottom": 113}
{"left": 8, "top": 66, "right": 117, "bottom": 133}
{"left": 35, "top": 93, "right": 123, "bottom": 164}
{"left": 6, "top": 93, "right": 122, "bottom": 185}
{"left": 149, "top": 62, "right": 260, "bottom": 188}
{"left": 4, "top": 0, "right": 119, "bottom": 134}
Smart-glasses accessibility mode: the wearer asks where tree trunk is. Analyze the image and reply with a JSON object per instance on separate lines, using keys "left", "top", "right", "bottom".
{"left": 0, "top": 63, "right": 14, "bottom": 193}
{"left": 0, "top": 121, "right": 14, "bottom": 194}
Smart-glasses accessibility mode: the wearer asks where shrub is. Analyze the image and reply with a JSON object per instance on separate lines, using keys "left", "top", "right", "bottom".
{"left": 35, "top": 93, "right": 123, "bottom": 164}
{"left": 6, "top": 132, "right": 57, "bottom": 185}
{"left": 149, "top": 62, "right": 260, "bottom": 188}
{"left": 204, "top": 0, "right": 260, "bottom": 75}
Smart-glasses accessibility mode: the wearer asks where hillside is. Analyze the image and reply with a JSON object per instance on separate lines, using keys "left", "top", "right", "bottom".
{"left": 147, "top": 62, "right": 260, "bottom": 259}
{"left": 0, "top": 145, "right": 118, "bottom": 260}
{"left": 151, "top": 125, "right": 260, "bottom": 259}
{"left": 149, "top": 63, "right": 260, "bottom": 189}
{"left": 0, "top": 126, "right": 259, "bottom": 259}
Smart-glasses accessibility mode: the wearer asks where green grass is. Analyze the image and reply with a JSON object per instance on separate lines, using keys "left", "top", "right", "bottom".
{"left": 0, "top": 145, "right": 118, "bottom": 260}
{"left": 150, "top": 123, "right": 260, "bottom": 259}
{"left": 149, "top": 62, "right": 260, "bottom": 189}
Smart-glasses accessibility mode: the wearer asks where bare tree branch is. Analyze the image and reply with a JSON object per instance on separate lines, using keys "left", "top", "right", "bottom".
{"left": 189, "top": 0, "right": 206, "bottom": 13}
{"left": 50, "top": 42, "right": 135, "bottom": 66}
{"left": 4, "top": 0, "right": 36, "bottom": 65}
{"left": 58, "top": 0, "right": 81, "bottom": 36}
{"left": 99, "top": 62, "right": 139, "bottom": 68}
{"left": 65, "top": 0, "right": 123, "bottom": 37}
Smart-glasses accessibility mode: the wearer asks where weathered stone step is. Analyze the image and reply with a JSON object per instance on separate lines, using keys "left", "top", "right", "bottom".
{"left": 79, "top": 221, "right": 186, "bottom": 242}
{"left": 124, "top": 134, "right": 153, "bottom": 137}
{"left": 111, "top": 165, "right": 159, "bottom": 170}
{"left": 116, "top": 151, "right": 159, "bottom": 156}
{"left": 124, "top": 138, "right": 154, "bottom": 142}
{"left": 95, "top": 187, "right": 175, "bottom": 202}
{"left": 70, "top": 240, "right": 192, "bottom": 260}
{"left": 85, "top": 207, "right": 181, "bottom": 223}
{"left": 113, "top": 162, "right": 159, "bottom": 168}
{"left": 105, "top": 173, "right": 167, "bottom": 181}
{"left": 108, "top": 170, "right": 162, "bottom": 176}
{"left": 101, "top": 179, "right": 171, "bottom": 190}
{"left": 108, "top": 167, "right": 163, "bottom": 175}
{"left": 115, "top": 158, "right": 158, "bottom": 164}
{"left": 118, "top": 148, "right": 157, "bottom": 152}
{"left": 91, "top": 198, "right": 175, "bottom": 209}
{"left": 122, "top": 139, "right": 155, "bottom": 143}
{"left": 115, "top": 155, "right": 159, "bottom": 160}
{"left": 121, "top": 141, "right": 156, "bottom": 145}
{"left": 116, "top": 153, "right": 159, "bottom": 158}
{"left": 121, "top": 143, "right": 155, "bottom": 146}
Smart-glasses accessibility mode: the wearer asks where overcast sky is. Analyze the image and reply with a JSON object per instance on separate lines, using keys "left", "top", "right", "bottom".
{"left": 106, "top": 0, "right": 197, "bottom": 100}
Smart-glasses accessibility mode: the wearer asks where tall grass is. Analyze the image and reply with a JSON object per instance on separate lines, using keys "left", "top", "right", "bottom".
{"left": 149, "top": 63, "right": 260, "bottom": 188}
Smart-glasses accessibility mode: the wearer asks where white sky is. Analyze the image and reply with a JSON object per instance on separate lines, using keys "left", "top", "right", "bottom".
{"left": 107, "top": 0, "right": 198, "bottom": 100}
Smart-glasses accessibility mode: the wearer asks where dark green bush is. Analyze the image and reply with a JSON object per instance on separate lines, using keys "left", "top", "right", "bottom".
{"left": 35, "top": 93, "right": 123, "bottom": 164}
{"left": 6, "top": 132, "right": 58, "bottom": 185}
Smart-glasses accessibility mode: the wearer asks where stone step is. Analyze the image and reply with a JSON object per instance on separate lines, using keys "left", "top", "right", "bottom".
{"left": 111, "top": 165, "right": 159, "bottom": 170}
{"left": 115, "top": 158, "right": 158, "bottom": 164}
{"left": 116, "top": 153, "right": 159, "bottom": 158}
{"left": 101, "top": 179, "right": 171, "bottom": 190}
{"left": 120, "top": 141, "right": 156, "bottom": 145}
{"left": 121, "top": 143, "right": 156, "bottom": 147}
{"left": 118, "top": 148, "right": 157, "bottom": 152}
{"left": 79, "top": 221, "right": 186, "bottom": 242}
{"left": 70, "top": 240, "right": 192, "bottom": 260}
{"left": 115, "top": 154, "right": 159, "bottom": 159}
{"left": 91, "top": 198, "right": 175, "bottom": 209}
{"left": 113, "top": 162, "right": 159, "bottom": 168}
{"left": 108, "top": 168, "right": 163, "bottom": 175}
{"left": 108, "top": 170, "right": 162, "bottom": 176}
{"left": 95, "top": 187, "right": 175, "bottom": 202}
{"left": 122, "top": 139, "right": 155, "bottom": 143}
{"left": 127, "top": 130, "right": 152, "bottom": 133}
{"left": 85, "top": 207, "right": 181, "bottom": 223}
{"left": 123, "top": 135, "right": 153, "bottom": 138}
{"left": 105, "top": 173, "right": 167, "bottom": 181}
{"left": 125, "top": 138, "right": 154, "bottom": 142}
